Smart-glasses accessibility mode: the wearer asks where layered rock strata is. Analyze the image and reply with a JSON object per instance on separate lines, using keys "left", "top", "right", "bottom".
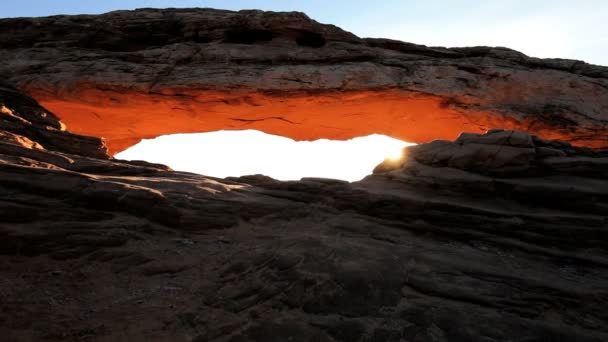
{"left": 1, "top": 82, "right": 607, "bottom": 341}
{"left": 0, "top": 8, "right": 607, "bottom": 153}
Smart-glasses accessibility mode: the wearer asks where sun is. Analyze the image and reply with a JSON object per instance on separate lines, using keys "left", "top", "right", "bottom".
{"left": 385, "top": 147, "right": 405, "bottom": 161}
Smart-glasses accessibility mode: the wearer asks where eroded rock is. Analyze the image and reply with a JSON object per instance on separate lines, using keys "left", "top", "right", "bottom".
{"left": 0, "top": 81, "right": 108, "bottom": 158}
{"left": 0, "top": 9, "right": 607, "bottom": 153}
{"left": 0, "top": 85, "right": 607, "bottom": 341}
{"left": 375, "top": 129, "right": 608, "bottom": 177}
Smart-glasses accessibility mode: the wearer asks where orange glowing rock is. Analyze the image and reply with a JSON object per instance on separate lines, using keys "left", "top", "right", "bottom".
{"left": 2, "top": 9, "right": 607, "bottom": 153}
{"left": 29, "top": 86, "right": 604, "bottom": 155}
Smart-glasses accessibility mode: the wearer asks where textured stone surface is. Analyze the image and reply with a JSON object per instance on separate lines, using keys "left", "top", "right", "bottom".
{"left": 1, "top": 8, "right": 607, "bottom": 153}
{"left": 375, "top": 129, "right": 608, "bottom": 177}
{"left": 0, "top": 81, "right": 108, "bottom": 158}
{"left": 1, "top": 77, "right": 608, "bottom": 341}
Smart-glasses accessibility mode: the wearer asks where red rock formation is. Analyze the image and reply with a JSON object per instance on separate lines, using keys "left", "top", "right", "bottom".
{"left": 1, "top": 8, "right": 607, "bottom": 153}
{"left": 2, "top": 83, "right": 608, "bottom": 341}
{"left": 28, "top": 87, "right": 520, "bottom": 154}
{"left": 3, "top": 7, "right": 608, "bottom": 342}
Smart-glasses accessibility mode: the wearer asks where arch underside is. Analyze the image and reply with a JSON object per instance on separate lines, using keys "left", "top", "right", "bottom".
{"left": 2, "top": 8, "right": 607, "bottom": 154}
{"left": 30, "top": 87, "right": 589, "bottom": 155}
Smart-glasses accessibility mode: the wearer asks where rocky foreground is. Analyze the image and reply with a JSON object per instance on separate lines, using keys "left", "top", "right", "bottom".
{"left": 1, "top": 8, "right": 608, "bottom": 153}
{"left": 1, "top": 79, "right": 608, "bottom": 341}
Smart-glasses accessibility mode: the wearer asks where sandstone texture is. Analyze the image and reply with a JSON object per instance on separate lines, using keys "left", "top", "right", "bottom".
{"left": 1, "top": 72, "right": 608, "bottom": 341}
{"left": 1, "top": 8, "right": 607, "bottom": 153}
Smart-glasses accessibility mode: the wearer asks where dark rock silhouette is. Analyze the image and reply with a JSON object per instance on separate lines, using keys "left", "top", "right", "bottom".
{"left": 1, "top": 72, "right": 607, "bottom": 342}
{"left": 0, "top": 8, "right": 607, "bottom": 342}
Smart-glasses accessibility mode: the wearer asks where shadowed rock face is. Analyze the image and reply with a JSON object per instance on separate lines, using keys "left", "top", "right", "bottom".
{"left": 1, "top": 8, "right": 608, "bottom": 153}
{"left": 0, "top": 81, "right": 108, "bottom": 158}
{"left": 1, "top": 73, "right": 608, "bottom": 341}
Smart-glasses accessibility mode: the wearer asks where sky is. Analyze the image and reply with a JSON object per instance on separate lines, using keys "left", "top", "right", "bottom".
{"left": 116, "top": 131, "right": 410, "bottom": 181}
{"left": 3, "top": 1, "right": 606, "bottom": 180}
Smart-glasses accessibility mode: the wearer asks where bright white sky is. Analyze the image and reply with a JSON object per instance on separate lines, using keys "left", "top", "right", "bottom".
{"left": 3, "top": 1, "right": 606, "bottom": 180}
{"left": 117, "top": 132, "right": 410, "bottom": 181}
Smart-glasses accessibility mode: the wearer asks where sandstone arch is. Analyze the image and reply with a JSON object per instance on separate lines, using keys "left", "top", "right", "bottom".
{"left": 2, "top": 9, "right": 608, "bottom": 341}
{"left": 1, "top": 8, "right": 607, "bottom": 154}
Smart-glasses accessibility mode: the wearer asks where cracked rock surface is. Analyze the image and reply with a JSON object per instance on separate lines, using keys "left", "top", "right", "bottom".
{"left": 1, "top": 75, "right": 607, "bottom": 341}
{"left": 0, "top": 8, "right": 607, "bottom": 153}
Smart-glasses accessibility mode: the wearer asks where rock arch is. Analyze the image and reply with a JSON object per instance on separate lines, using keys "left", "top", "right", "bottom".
{"left": 1, "top": 8, "right": 607, "bottom": 154}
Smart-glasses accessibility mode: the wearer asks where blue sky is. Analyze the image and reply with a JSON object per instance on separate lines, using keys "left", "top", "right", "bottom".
{"left": 2, "top": 0, "right": 607, "bottom": 65}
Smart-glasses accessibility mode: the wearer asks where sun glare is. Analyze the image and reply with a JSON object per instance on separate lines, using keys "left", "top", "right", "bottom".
{"left": 115, "top": 130, "right": 413, "bottom": 182}
{"left": 385, "top": 147, "right": 404, "bottom": 161}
